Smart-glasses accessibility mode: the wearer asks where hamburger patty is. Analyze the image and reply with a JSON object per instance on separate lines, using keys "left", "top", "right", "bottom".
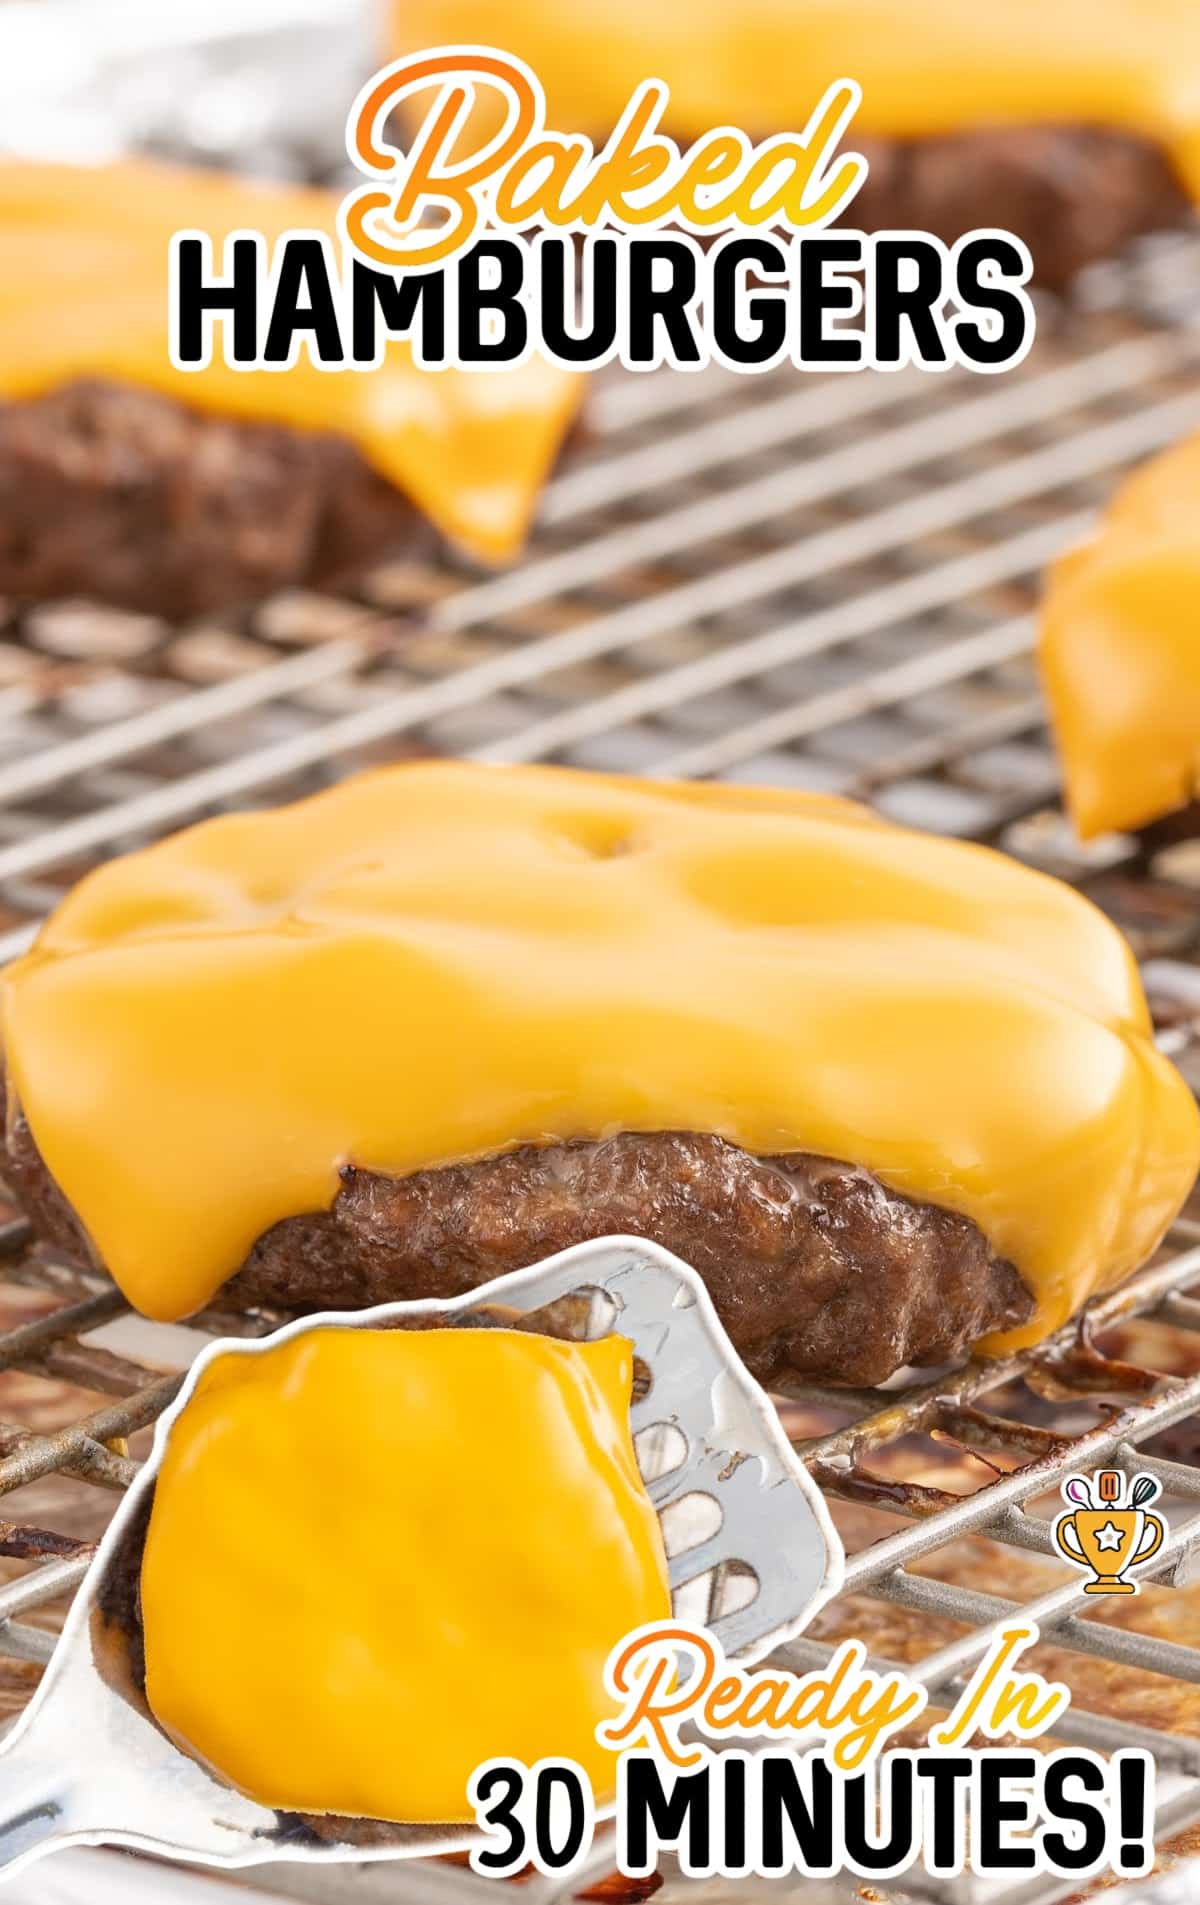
{"left": 847, "top": 124, "right": 1188, "bottom": 291}
{"left": 99, "top": 1300, "right": 630, "bottom": 1851}
{"left": 2, "top": 1094, "right": 1032, "bottom": 1385}
{"left": 0, "top": 379, "right": 429, "bottom": 619}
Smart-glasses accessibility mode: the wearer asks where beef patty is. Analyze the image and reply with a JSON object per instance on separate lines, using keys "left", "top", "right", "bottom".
{"left": 2, "top": 1086, "right": 1032, "bottom": 1385}
{"left": 0, "top": 378, "right": 430, "bottom": 619}
{"left": 847, "top": 124, "right": 1189, "bottom": 291}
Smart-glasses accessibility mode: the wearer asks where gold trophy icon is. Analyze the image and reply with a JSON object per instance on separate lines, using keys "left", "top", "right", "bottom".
{"left": 1053, "top": 1470, "right": 1165, "bottom": 1594}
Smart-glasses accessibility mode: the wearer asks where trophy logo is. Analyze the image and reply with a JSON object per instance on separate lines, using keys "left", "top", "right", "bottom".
{"left": 1053, "top": 1470, "right": 1166, "bottom": 1595}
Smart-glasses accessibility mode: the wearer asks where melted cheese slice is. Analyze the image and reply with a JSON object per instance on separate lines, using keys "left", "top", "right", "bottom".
{"left": 0, "top": 160, "right": 581, "bottom": 563}
{"left": 1040, "top": 435, "right": 1200, "bottom": 838}
{"left": 3, "top": 762, "right": 1197, "bottom": 1350}
{"left": 140, "top": 1326, "right": 668, "bottom": 1822}
{"left": 392, "top": 0, "right": 1200, "bottom": 199}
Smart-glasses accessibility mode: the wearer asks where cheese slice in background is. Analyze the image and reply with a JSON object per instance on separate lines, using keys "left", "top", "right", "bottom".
{"left": 1040, "top": 435, "right": 1200, "bottom": 839}
{"left": 0, "top": 160, "right": 583, "bottom": 564}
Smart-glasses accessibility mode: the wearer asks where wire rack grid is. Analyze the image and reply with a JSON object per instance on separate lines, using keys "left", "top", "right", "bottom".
{"left": 1, "top": 227, "right": 1200, "bottom": 1905}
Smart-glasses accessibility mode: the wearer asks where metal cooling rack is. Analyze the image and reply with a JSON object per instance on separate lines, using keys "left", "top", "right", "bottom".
{"left": 2, "top": 199, "right": 1200, "bottom": 1904}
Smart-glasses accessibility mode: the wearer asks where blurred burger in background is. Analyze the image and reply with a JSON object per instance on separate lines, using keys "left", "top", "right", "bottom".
{"left": 390, "top": 0, "right": 1200, "bottom": 287}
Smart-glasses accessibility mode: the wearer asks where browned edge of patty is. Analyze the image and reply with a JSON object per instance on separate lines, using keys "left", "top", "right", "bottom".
{"left": 0, "top": 378, "right": 434, "bottom": 619}
{"left": 1, "top": 1075, "right": 1033, "bottom": 1388}
{"left": 587, "top": 121, "right": 1186, "bottom": 284}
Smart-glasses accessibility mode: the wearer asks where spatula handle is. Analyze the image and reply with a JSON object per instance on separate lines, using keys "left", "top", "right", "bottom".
{"left": 0, "top": 1733, "right": 90, "bottom": 1873}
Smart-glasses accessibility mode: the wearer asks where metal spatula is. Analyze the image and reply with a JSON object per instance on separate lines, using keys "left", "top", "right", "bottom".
{"left": 0, "top": 1235, "right": 842, "bottom": 1885}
